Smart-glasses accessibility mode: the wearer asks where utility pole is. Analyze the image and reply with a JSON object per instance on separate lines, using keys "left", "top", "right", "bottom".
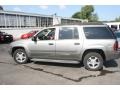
{"left": 52, "top": 13, "right": 61, "bottom": 25}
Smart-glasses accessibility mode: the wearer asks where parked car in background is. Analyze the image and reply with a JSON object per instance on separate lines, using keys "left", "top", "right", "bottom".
{"left": 0, "top": 31, "right": 13, "bottom": 43}
{"left": 9, "top": 24, "right": 120, "bottom": 71}
{"left": 114, "top": 31, "right": 120, "bottom": 49}
{"left": 21, "top": 30, "right": 38, "bottom": 39}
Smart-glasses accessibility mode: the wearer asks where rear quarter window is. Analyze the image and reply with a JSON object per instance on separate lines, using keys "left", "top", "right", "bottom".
{"left": 83, "top": 27, "right": 115, "bottom": 39}
{"left": 115, "top": 32, "right": 120, "bottom": 38}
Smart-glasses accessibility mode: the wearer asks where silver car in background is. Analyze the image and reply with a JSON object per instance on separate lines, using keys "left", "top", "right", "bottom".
{"left": 9, "top": 24, "right": 120, "bottom": 71}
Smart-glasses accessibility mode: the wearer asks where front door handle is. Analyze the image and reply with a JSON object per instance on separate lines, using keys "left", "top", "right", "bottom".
{"left": 74, "top": 43, "right": 80, "bottom": 45}
{"left": 49, "top": 43, "right": 54, "bottom": 45}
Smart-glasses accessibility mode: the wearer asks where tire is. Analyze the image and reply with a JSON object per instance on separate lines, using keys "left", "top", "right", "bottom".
{"left": 83, "top": 52, "right": 103, "bottom": 71}
{"left": 13, "top": 49, "right": 29, "bottom": 64}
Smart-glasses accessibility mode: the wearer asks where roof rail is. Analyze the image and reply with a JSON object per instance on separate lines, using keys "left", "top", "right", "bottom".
{"left": 53, "top": 22, "right": 104, "bottom": 26}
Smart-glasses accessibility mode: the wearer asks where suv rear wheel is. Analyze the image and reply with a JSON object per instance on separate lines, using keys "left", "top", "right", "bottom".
{"left": 13, "top": 49, "right": 29, "bottom": 64}
{"left": 83, "top": 52, "right": 103, "bottom": 71}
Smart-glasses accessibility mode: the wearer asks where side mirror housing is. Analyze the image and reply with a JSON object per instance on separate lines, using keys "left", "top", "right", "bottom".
{"left": 32, "top": 36, "right": 37, "bottom": 41}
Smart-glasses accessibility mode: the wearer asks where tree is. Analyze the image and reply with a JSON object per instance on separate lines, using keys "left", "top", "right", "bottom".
{"left": 72, "top": 5, "right": 99, "bottom": 22}
{"left": 115, "top": 16, "right": 120, "bottom": 22}
{"left": 72, "top": 12, "right": 81, "bottom": 19}
{"left": 90, "top": 13, "right": 99, "bottom": 22}
{"left": 0, "top": 5, "right": 4, "bottom": 11}
{"left": 81, "top": 5, "right": 94, "bottom": 20}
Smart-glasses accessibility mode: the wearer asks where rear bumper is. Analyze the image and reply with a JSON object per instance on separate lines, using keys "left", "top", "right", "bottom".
{"left": 106, "top": 50, "right": 120, "bottom": 60}
{"left": 4, "top": 37, "right": 13, "bottom": 42}
{"left": 112, "top": 50, "right": 120, "bottom": 60}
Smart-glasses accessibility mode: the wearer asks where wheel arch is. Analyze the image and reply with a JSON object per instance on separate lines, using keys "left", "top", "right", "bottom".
{"left": 82, "top": 49, "right": 106, "bottom": 62}
{"left": 11, "top": 47, "right": 26, "bottom": 57}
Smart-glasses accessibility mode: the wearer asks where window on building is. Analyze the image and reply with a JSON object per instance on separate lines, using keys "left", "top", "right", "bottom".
{"left": 111, "top": 25, "right": 117, "bottom": 30}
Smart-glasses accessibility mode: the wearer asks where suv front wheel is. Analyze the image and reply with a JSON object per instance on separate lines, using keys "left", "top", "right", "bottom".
{"left": 83, "top": 52, "right": 103, "bottom": 71}
{"left": 13, "top": 49, "right": 29, "bottom": 64}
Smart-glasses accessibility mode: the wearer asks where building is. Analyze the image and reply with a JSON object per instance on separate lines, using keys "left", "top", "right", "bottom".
{"left": 104, "top": 22, "right": 120, "bottom": 30}
{"left": 0, "top": 10, "right": 88, "bottom": 28}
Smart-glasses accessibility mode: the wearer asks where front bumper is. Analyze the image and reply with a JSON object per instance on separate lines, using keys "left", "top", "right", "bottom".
{"left": 8, "top": 45, "right": 12, "bottom": 56}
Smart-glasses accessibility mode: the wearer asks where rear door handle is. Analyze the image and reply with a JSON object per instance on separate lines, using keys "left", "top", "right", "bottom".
{"left": 49, "top": 43, "right": 54, "bottom": 45}
{"left": 74, "top": 43, "right": 80, "bottom": 45}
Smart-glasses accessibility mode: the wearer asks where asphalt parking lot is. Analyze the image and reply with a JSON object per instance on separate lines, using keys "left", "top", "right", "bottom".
{"left": 0, "top": 44, "right": 120, "bottom": 85}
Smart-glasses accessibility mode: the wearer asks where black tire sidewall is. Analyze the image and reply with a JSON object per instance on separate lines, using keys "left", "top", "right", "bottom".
{"left": 83, "top": 52, "right": 103, "bottom": 71}
{"left": 13, "top": 49, "right": 29, "bottom": 64}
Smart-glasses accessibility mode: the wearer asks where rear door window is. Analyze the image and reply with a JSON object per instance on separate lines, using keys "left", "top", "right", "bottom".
{"left": 59, "top": 27, "right": 79, "bottom": 40}
{"left": 83, "top": 27, "right": 115, "bottom": 39}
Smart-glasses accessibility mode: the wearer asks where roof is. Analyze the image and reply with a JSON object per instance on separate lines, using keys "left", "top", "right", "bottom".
{"left": 0, "top": 10, "right": 53, "bottom": 18}
{"left": 0, "top": 10, "right": 86, "bottom": 21}
{"left": 104, "top": 22, "right": 120, "bottom": 24}
{"left": 53, "top": 22, "right": 105, "bottom": 26}
{"left": 61, "top": 17, "right": 88, "bottom": 21}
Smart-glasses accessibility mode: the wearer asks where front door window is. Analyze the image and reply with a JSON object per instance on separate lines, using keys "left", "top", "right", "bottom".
{"left": 37, "top": 28, "right": 55, "bottom": 40}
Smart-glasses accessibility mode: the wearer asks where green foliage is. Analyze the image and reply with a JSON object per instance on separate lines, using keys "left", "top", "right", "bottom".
{"left": 72, "top": 5, "right": 99, "bottom": 22}
{"left": 81, "top": 5, "right": 94, "bottom": 20}
{"left": 90, "top": 13, "right": 99, "bottom": 22}
{"left": 115, "top": 16, "right": 120, "bottom": 22}
{"left": 72, "top": 12, "right": 81, "bottom": 19}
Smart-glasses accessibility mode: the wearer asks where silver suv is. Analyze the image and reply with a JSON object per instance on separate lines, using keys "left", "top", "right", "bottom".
{"left": 9, "top": 24, "right": 120, "bottom": 71}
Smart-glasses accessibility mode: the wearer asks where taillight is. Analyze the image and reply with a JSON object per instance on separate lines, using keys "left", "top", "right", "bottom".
{"left": 1, "top": 36, "right": 4, "bottom": 40}
{"left": 113, "top": 41, "right": 118, "bottom": 51}
{"left": 1, "top": 36, "right": 4, "bottom": 38}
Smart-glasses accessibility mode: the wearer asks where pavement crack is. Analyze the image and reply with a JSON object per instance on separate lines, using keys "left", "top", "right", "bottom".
{"left": 98, "top": 70, "right": 118, "bottom": 76}
{"left": 22, "top": 65, "right": 120, "bottom": 82}
{"left": 0, "top": 61, "right": 119, "bottom": 82}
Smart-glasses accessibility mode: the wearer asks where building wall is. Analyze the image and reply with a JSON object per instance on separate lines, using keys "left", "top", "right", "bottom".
{"left": 61, "top": 19, "right": 81, "bottom": 25}
{"left": 104, "top": 22, "right": 120, "bottom": 30}
{"left": 0, "top": 12, "right": 53, "bottom": 28}
{"left": 0, "top": 11, "right": 86, "bottom": 29}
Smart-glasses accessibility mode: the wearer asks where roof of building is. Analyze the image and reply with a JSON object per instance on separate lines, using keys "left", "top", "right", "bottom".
{"left": 0, "top": 10, "right": 53, "bottom": 18}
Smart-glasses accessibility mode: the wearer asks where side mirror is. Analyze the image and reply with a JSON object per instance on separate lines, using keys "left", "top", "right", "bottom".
{"left": 32, "top": 36, "right": 37, "bottom": 41}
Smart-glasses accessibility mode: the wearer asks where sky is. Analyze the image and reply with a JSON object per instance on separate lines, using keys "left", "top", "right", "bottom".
{"left": 2, "top": 5, "right": 120, "bottom": 21}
